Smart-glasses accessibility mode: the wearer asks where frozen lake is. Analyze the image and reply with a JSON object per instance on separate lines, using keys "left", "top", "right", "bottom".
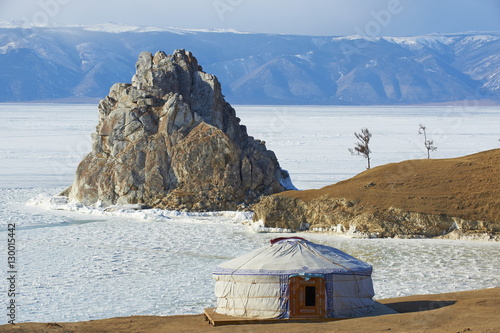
{"left": 0, "top": 103, "right": 499, "bottom": 323}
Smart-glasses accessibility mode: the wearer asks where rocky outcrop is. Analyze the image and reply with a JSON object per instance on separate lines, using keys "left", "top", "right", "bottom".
{"left": 252, "top": 195, "right": 499, "bottom": 239}
{"left": 253, "top": 150, "right": 500, "bottom": 239}
{"left": 65, "top": 49, "right": 293, "bottom": 211}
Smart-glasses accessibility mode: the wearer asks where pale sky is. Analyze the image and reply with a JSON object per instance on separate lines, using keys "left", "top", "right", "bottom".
{"left": 0, "top": 0, "right": 499, "bottom": 36}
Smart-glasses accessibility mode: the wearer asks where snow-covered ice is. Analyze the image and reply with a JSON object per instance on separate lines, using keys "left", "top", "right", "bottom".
{"left": 237, "top": 104, "right": 500, "bottom": 189}
{"left": 0, "top": 103, "right": 499, "bottom": 324}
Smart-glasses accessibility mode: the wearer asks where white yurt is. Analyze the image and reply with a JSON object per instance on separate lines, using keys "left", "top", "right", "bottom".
{"left": 212, "top": 237, "right": 375, "bottom": 319}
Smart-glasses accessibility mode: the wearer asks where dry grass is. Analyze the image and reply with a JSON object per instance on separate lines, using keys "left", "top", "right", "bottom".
{"left": 282, "top": 149, "right": 500, "bottom": 223}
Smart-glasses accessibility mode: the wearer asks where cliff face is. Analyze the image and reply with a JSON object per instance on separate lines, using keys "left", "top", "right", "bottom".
{"left": 253, "top": 195, "right": 498, "bottom": 239}
{"left": 66, "top": 50, "right": 292, "bottom": 210}
{"left": 253, "top": 149, "right": 500, "bottom": 239}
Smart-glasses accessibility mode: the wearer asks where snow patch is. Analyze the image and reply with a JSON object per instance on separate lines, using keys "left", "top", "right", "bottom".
{"left": 79, "top": 23, "right": 250, "bottom": 35}
{"left": 246, "top": 219, "right": 292, "bottom": 233}
{"left": 27, "top": 193, "right": 253, "bottom": 224}
{"left": 82, "top": 23, "right": 189, "bottom": 34}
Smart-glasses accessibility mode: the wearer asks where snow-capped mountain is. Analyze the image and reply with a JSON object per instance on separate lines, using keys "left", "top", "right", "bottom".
{"left": 0, "top": 23, "right": 498, "bottom": 104}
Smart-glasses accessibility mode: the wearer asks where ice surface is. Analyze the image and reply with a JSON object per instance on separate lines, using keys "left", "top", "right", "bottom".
{"left": 236, "top": 105, "right": 500, "bottom": 189}
{"left": 0, "top": 104, "right": 96, "bottom": 188}
{"left": 0, "top": 103, "right": 499, "bottom": 324}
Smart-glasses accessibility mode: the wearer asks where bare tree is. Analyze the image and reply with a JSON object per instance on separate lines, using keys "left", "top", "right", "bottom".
{"left": 418, "top": 124, "right": 437, "bottom": 159}
{"left": 349, "top": 128, "right": 372, "bottom": 169}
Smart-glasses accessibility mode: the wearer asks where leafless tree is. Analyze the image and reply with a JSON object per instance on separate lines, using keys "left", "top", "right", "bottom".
{"left": 418, "top": 124, "right": 437, "bottom": 159}
{"left": 349, "top": 128, "right": 372, "bottom": 169}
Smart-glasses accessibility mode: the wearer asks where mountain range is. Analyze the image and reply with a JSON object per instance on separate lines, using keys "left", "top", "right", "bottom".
{"left": 0, "top": 23, "right": 499, "bottom": 105}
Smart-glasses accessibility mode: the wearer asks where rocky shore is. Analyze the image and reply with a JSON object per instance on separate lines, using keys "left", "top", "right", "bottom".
{"left": 253, "top": 149, "right": 500, "bottom": 240}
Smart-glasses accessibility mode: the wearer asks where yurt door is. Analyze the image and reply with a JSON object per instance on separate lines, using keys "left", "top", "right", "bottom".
{"left": 289, "top": 276, "right": 326, "bottom": 318}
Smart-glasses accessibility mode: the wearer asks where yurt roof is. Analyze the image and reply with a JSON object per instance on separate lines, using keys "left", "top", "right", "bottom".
{"left": 213, "top": 237, "right": 372, "bottom": 276}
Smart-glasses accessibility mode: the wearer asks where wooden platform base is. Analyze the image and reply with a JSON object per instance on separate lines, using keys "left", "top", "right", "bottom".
{"left": 203, "top": 308, "right": 345, "bottom": 327}
{"left": 204, "top": 303, "right": 398, "bottom": 327}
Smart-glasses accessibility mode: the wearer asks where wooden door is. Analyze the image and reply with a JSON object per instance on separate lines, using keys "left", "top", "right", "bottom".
{"left": 289, "top": 276, "right": 326, "bottom": 318}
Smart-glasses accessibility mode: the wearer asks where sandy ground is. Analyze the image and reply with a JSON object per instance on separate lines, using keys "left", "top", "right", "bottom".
{"left": 2, "top": 288, "right": 499, "bottom": 333}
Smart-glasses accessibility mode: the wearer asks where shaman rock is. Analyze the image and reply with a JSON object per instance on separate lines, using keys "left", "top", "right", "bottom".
{"left": 66, "top": 49, "right": 293, "bottom": 210}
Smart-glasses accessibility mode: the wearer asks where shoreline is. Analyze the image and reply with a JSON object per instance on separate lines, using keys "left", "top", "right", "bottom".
{"left": 2, "top": 288, "right": 498, "bottom": 332}
{"left": 250, "top": 222, "right": 500, "bottom": 241}
{"left": 28, "top": 193, "right": 499, "bottom": 242}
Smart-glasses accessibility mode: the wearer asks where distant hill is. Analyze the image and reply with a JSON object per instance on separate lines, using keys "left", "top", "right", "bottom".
{"left": 253, "top": 149, "right": 500, "bottom": 239}
{"left": 0, "top": 23, "right": 499, "bottom": 105}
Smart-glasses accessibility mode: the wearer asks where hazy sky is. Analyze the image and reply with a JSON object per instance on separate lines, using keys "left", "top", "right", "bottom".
{"left": 0, "top": 0, "right": 499, "bottom": 36}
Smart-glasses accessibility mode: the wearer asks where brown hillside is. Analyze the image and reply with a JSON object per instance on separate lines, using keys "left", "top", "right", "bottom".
{"left": 283, "top": 149, "right": 500, "bottom": 223}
